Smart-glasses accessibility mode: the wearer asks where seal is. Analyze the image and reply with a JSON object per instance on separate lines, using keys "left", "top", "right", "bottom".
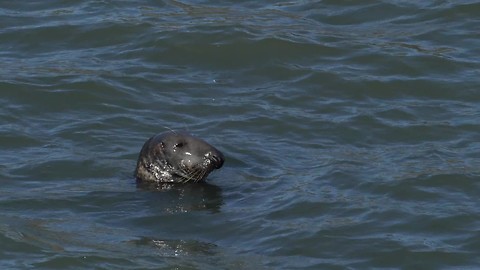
{"left": 135, "top": 131, "right": 224, "bottom": 183}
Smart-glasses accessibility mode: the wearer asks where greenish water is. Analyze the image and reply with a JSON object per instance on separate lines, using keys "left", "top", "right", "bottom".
{"left": 1, "top": 1, "right": 479, "bottom": 269}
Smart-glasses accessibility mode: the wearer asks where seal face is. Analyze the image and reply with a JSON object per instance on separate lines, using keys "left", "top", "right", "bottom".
{"left": 135, "top": 131, "right": 224, "bottom": 183}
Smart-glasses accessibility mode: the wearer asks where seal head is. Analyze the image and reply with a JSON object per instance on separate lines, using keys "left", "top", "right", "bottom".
{"left": 135, "top": 131, "right": 224, "bottom": 183}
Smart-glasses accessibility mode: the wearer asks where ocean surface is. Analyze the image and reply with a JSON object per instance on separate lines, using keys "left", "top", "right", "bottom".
{"left": 1, "top": 1, "right": 479, "bottom": 269}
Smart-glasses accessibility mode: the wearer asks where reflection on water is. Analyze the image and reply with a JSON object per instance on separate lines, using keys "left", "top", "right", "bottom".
{"left": 132, "top": 237, "right": 217, "bottom": 257}
{"left": 136, "top": 181, "right": 224, "bottom": 213}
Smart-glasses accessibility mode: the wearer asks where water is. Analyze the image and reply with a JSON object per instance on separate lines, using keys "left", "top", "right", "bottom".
{"left": 1, "top": 1, "right": 479, "bottom": 269}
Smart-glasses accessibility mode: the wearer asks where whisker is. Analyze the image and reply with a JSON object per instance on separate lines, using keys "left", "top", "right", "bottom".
{"left": 161, "top": 126, "right": 177, "bottom": 135}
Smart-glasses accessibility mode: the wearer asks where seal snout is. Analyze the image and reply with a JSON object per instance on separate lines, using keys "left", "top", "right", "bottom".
{"left": 206, "top": 150, "right": 224, "bottom": 169}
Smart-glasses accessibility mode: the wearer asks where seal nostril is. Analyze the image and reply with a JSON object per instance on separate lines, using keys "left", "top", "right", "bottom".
{"left": 212, "top": 154, "right": 224, "bottom": 169}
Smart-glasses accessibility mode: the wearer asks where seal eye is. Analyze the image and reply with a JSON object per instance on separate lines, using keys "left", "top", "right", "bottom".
{"left": 175, "top": 142, "right": 184, "bottom": 148}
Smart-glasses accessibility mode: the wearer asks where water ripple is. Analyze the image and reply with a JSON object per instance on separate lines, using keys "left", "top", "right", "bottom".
{"left": 1, "top": 1, "right": 480, "bottom": 269}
